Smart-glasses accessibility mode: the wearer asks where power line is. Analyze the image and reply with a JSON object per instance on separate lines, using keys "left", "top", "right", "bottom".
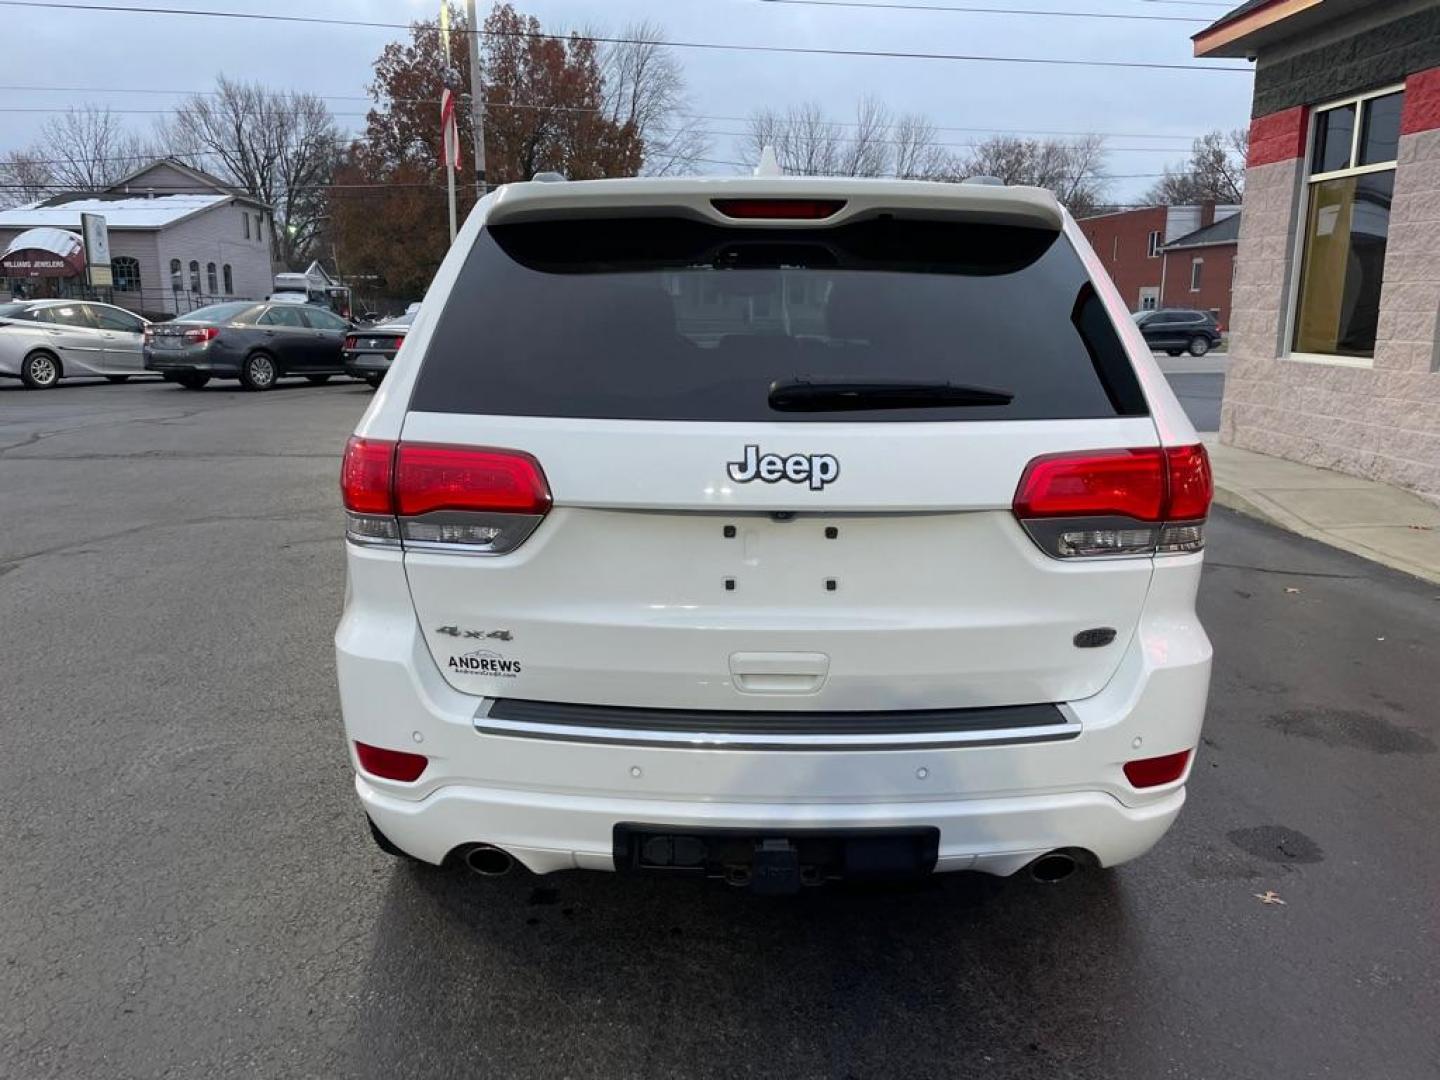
{"left": 0, "top": 121, "right": 1202, "bottom": 159}
{"left": 0, "top": 87, "right": 1209, "bottom": 141}
{"left": 0, "top": 106, "right": 377, "bottom": 116}
{"left": 0, "top": 165, "right": 1184, "bottom": 196}
{"left": 0, "top": 182, "right": 469, "bottom": 193}
{"left": 755, "top": 0, "right": 1207, "bottom": 22}
{"left": 0, "top": 0, "right": 1251, "bottom": 72}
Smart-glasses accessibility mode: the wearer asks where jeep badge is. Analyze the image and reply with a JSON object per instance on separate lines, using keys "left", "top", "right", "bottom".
{"left": 726, "top": 445, "right": 840, "bottom": 491}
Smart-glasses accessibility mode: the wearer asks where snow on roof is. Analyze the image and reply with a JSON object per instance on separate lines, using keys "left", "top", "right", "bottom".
{"left": 0, "top": 193, "right": 230, "bottom": 230}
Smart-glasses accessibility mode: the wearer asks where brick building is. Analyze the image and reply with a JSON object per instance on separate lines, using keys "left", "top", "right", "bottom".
{"left": 1079, "top": 203, "right": 1240, "bottom": 325}
{"left": 1198, "top": 0, "right": 1440, "bottom": 504}
{"left": 1158, "top": 213, "right": 1240, "bottom": 325}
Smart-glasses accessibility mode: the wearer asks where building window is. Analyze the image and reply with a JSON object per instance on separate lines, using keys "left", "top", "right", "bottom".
{"left": 207, "top": 262, "right": 218, "bottom": 294}
{"left": 1292, "top": 86, "right": 1403, "bottom": 360}
{"left": 112, "top": 256, "right": 141, "bottom": 291}
{"left": 243, "top": 213, "right": 250, "bottom": 240}
{"left": 170, "top": 258, "right": 182, "bottom": 290}
{"left": 1190, "top": 258, "right": 1203, "bottom": 292}
{"left": 223, "top": 264, "right": 233, "bottom": 294}
{"left": 255, "top": 214, "right": 263, "bottom": 243}
{"left": 188, "top": 260, "right": 201, "bottom": 292}
{"left": 1147, "top": 230, "right": 1161, "bottom": 259}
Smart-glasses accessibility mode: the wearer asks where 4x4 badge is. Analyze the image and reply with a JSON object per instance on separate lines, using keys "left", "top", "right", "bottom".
{"left": 435, "top": 626, "right": 513, "bottom": 641}
{"left": 727, "top": 445, "right": 840, "bottom": 491}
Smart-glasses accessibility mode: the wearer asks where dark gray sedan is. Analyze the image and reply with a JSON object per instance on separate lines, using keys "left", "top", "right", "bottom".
{"left": 144, "top": 300, "right": 354, "bottom": 390}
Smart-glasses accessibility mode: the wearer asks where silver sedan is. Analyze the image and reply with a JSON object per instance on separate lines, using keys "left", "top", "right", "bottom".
{"left": 0, "top": 299, "right": 152, "bottom": 389}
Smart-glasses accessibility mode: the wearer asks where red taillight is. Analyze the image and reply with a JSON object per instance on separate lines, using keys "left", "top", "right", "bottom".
{"left": 143, "top": 327, "right": 154, "bottom": 344}
{"left": 1014, "top": 448, "right": 1167, "bottom": 522}
{"left": 1123, "top": 748, "right": 1192, "bottom": 788}
{"left": 711, "top": 198, "right": 846, "bottom": 220}
{"left": 340, "top": 438, "right": 550, "bottom": 553}
{"left": 341, "top": 436, "right": 395, "bottom": 514}
{"left": 182, "top": 326, "right": 219, "bottom": 343}
{"left": 1164, "top": 445, "right": 1213, "bottom": 520}
{"left": 393, "top": 444, "right": 551, "bottom": 517}
{"left": 1012, "top": 444, "right": 1211, "bottom": 559}
{"left": 344, "top": 335, "right": 358, "bottom": 350}
{"left": 354, "top": 741, "right": 427, "bottom": 782}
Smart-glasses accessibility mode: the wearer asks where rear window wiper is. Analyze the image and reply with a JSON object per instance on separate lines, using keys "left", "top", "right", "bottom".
{"left": 768, "top": 376, "right": 1014, "bottom": 412}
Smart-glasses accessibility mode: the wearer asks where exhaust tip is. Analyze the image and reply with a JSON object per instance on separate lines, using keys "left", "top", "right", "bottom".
{"left": 1028, "top": 851, "right": 1079, "bottom": 884}
{"left": 464, "top": 844, "right": 515, "bottom": 877}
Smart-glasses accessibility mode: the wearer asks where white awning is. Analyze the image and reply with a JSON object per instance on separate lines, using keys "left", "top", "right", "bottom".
{"left": 1, "top": 226, "right": 83, "bottom": 261}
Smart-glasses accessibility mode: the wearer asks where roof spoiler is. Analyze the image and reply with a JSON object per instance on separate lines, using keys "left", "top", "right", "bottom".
{"left": 484, "top": 177, "right": 1064, "bottom": 233}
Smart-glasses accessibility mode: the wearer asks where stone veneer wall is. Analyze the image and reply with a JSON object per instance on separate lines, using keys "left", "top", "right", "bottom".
{"left": 1220, "top": 73, "right": 1440, "bottom": 505}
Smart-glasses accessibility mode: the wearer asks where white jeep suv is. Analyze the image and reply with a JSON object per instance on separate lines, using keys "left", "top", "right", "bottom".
{"left": 335, "top": 175, "right": 1212, "bottom": 892}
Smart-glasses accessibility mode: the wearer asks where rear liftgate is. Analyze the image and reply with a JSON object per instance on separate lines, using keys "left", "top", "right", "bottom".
{"left": 614, "top": 824, "right": 940, "bottom": 894}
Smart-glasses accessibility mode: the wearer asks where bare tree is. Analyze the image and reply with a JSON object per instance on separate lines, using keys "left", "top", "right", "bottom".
{"left": 892, "top": 113, "right": 949, "bottom": 180}
{"left": 744, "top": 99, "right": 952, "bottom": 179}
{"left": 1046, "top": 134, "right": 1109, "bottom": 217}
{"left": 0, "top": 106, "right": 151, "bottom": 206}
{"left": 599, "top": 21, "right": 710, "bottom": 176}
{"left": 0, "top": 150, "right": 56, "bottom": 208}
{"left": 164, "top": 76, "right": 340, "bottom": 267}
{"left": 746, "top": 102, "right": 843, "bottom": 177}
{"left": 958, "top": 134, "right": 1110, "bottom": 214}
{"left": 1145, "top": 129, "right": 1248, "bottom": 205}
{"left": 838, "top": 97, "right": 891, "bottom": 178}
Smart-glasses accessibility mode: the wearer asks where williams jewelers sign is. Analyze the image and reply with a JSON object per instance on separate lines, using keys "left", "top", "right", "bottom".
{"left": 0, "top": 227, "right": 87, "bottom": 278}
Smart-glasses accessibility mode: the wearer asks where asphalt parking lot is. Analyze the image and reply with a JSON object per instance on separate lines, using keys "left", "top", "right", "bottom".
{"left": 2, "top": 377, "right": 1437, "bottom": 1080}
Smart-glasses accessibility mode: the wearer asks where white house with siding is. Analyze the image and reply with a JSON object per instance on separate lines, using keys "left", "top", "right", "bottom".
{"left": 0, "top": 159, "right": 275, "bottom": 317}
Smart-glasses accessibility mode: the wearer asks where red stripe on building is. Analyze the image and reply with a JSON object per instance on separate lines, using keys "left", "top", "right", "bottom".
{"left": 1247, "top": 106, "right": 1308, "bottom": 167}
{"left": 1401, "top": 67, "right": 1440, "bottom": 135}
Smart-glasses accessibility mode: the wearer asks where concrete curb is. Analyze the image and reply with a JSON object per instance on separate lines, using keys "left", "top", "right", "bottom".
{"left": 1211, "top": 480, "right": 1440, "bottom": 586}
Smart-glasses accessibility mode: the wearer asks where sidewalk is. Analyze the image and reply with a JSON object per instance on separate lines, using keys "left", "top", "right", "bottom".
{"left": 1204, "top": 437, "right": 1440, "bottom": 585}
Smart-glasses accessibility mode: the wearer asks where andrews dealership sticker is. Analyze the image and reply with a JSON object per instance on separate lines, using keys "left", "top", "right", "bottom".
{"left": 448, "top": 648, "right": 522, "bottom": 677}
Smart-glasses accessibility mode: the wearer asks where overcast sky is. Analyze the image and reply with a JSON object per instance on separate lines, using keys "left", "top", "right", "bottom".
{"left": 6, "top": 0, "right": 1253, "bottom": 201}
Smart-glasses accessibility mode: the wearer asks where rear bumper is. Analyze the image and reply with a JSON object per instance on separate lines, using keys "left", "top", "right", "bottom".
{"left": 337, "top": 545, "right": 1211, "bottom": 877}
{"left": 342, "top": 352, "right": 394, "bottom": 376}
{"left": 144, "top": 349, "right": 238, "bottom": 375}
{"left": 358, "top": 774, "right": 1183, "bottom": 877}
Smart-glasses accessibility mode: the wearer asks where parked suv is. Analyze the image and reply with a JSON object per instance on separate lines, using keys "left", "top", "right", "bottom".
{"left": 336, "top": 177, "right": 1213, "bottom": 893}
{"left": 1133, "top": 308, "right": 1223, "bottom": 357}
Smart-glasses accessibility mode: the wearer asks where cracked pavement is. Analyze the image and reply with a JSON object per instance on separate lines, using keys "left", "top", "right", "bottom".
{"left": 1, "top": 379, "right": 1438, "bottom": 1080}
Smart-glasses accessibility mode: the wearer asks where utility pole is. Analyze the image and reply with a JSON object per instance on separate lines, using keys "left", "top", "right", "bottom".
{"left": 465, "top": 0, "right": 487, "bottom": 196}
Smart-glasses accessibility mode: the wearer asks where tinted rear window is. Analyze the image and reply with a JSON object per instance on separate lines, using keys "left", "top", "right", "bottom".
{"left": 411, "top": 216, "right": 1146, "bottom": 422}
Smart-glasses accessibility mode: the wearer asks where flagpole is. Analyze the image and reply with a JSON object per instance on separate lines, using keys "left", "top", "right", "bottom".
{"left": 447, "top": 158, "right": 457, "bottom": 243}
{"left": 440, "top": 4, "right": 458, "bottom": 244}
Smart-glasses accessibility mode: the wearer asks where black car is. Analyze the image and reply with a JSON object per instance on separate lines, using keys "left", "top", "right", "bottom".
{"left": 342, "top": 310, "right": 414, "bottom": 388}
{"left": 1132, "top": 308, "right": 1223, "bottom": 357}
{"left": 144, "top": 300, "right": 355, "bottom": 390}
